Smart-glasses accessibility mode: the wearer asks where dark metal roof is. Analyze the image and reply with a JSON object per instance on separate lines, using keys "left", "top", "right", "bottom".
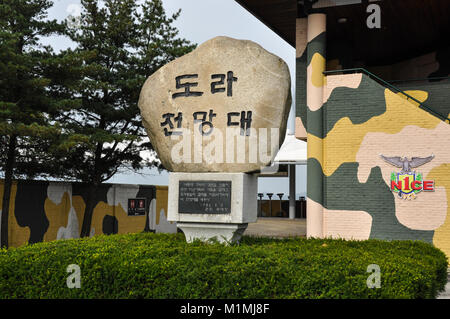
{"left": 235, "top": 0, "right": 450, "bottom": 67}
{"left": 235, "top": 0, "right": 297, "bottom": 47}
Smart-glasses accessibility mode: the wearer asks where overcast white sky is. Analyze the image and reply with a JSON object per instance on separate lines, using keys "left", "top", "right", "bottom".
{"left": 42, "top": 0, "right": 306, "bottom": 199}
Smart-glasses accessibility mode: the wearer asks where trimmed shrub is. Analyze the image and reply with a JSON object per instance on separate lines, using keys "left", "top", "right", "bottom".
{"left": 0, "top": 233, "right": 447, "bottom": 298}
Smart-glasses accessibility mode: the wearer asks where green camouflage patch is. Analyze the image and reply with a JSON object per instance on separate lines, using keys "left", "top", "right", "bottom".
{"left": 307, "top": 158, "right": 434, "bottom": 242}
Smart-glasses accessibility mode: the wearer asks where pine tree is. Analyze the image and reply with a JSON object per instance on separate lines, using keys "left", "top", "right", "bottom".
{"left": 0, "top": 0, "right": 65, "bottom": 248}
{"left": 56, "top": 0, "right": 195, "bottom": 237}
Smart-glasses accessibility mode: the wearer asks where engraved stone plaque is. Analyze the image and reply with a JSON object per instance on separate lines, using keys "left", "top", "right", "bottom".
{"left": 178, "top": 181, "right": 231, "bottom": 214}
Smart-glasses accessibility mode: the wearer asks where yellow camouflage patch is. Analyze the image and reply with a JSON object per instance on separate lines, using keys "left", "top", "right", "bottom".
{"left": 429, "top": 164, "right": 450, "bottom": 257}
{"left": 309, "top": 88, "right": 441, "bottom": 176}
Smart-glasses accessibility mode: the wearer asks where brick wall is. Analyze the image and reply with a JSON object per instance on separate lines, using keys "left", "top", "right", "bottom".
{"left": 312, "top": 73, "right": 450, "bottom": 256}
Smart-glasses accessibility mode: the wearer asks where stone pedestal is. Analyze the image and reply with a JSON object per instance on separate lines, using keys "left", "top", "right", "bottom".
{"left": 168, "top": 172, "right": 257, "bottom": 243}
{"left": 176, "top": 222, "right": 248, "bottom": 243}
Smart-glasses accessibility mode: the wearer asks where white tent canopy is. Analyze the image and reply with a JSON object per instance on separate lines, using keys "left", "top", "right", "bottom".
{"left": 259, "top": 131, "right": 307, "bottom": 219}
{"left": 273, "top": 133, "right": 307, "bottom": 165}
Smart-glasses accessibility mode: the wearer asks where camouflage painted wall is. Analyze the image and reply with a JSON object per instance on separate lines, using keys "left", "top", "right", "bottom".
{"left": 0, "top": 180, "right": 174, "bottom": 248}
{"left": 303, "top": 14, "right": 327, "bottom": 238}
{"left": 296, "top": 13, "right": 450, "bottom": 257}
{"left": 396, "top": 81, "right": 450, "bottom": 122}
{"left": 307, "top": 72, "right": 450, "bottom": 256}
{"left": 295, "top": 16, "right": 327, "bottom": 140}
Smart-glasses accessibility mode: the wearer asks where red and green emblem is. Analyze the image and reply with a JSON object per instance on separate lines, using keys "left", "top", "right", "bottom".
{"left": 390, "top": 172, "right": 423, "bottom": 196}
{"left": 381, "top": 154, "right": 435, "bottom": 200}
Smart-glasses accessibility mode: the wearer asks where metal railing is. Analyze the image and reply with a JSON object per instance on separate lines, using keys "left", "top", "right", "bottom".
{"left": 323, "top": 68, "right": 450, "bottom": 123}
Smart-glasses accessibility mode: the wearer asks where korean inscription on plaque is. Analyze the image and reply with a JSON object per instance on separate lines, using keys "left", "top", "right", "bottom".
{"left": 127, "top": 198, "right": 147, "bottom": 216}
{"left": 178, "top": 181, "right": 232, "bottom": 214}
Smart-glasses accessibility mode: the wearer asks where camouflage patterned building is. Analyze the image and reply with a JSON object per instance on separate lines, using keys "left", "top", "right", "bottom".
{"left": 236, "top": 0, "right": 450, "bottom": 256}
{"left": 0, "top": 180, "right": 174, "bottom": 247}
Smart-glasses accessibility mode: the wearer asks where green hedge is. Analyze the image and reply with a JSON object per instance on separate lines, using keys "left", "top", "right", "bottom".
{"left": 0, "top": 233, "right": 447, "bottom": 298}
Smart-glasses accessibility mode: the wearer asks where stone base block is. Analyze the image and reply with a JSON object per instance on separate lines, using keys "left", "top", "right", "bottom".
{"left": 168, "top": 172, "right": 257, "bottom": 244}
{"left": 177, "top": 222, "right": 248, "bottom": 244}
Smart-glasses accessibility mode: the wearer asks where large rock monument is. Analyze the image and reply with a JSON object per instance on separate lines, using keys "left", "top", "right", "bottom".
{"left": 138, "top": 36, "right": 291, "bottom": 243}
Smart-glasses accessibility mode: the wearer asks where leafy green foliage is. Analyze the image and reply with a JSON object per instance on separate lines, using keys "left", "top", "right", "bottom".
{"left": 0, "top": 233, "right": 447, "bottom": 299}
{"left": 0, "top": 0, "right": 66, "bottom": 179}
{"left": 41, "top": 0, "right": 195, "bottom": 237}
{"left": 51, "top": 0, "right": 195, "bottom": 184}
{"left": 0, "top": 0, "right": 70, "bottom": 247}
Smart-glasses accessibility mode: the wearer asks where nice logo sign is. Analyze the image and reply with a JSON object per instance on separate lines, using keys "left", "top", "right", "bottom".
{"left": 380, "top": 154, "right": 435, "bottom": 200}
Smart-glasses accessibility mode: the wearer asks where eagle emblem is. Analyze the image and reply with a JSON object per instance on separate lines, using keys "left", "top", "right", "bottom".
{"left": 379, "top": 154, "right": 434, "bottom": 174}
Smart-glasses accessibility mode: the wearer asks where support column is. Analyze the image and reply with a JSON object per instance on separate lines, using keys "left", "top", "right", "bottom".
{"left": 306, "top": 13, "right": 326, "bottom": 238}
{"left": 295, "top": 17, "right": 308, "bottom": 140}
{"left": 289, "top": 164, "right": 296, "bottom": 219}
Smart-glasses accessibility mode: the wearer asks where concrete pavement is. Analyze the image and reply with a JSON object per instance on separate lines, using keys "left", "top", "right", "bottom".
{"left": 437, "top": 271, "right": 450, "bottom": 299}
{"left": 243, "top": 217, "right": 306, "bottom": 238}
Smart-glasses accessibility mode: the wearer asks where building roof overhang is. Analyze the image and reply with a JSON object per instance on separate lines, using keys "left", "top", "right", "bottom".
{"left": 235, "top": 0, "right": 450, "bottom": 67}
